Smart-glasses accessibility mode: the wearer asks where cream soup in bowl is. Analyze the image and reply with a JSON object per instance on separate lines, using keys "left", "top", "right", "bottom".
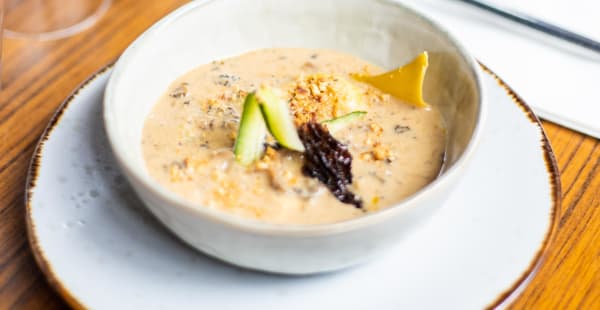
{"left": 142, "top": 48, "right": 446, "bottom": 225}
{"left": 104, "top": 0, "right": 484, "bottom": 274}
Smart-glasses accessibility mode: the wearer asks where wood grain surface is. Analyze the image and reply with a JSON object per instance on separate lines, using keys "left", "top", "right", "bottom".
{"left": 0, "top": 0, "right": 598, "bottom": 309}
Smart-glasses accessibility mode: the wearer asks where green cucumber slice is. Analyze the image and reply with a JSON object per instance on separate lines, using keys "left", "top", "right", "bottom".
{"left": 233, "top": 92, "right": 268, "bottom": 165}
{"left": 322, "top": 111, "right": 367, "bottom": 133}
{"left": 256, "top": 86, "right": 305, "bottom": 152}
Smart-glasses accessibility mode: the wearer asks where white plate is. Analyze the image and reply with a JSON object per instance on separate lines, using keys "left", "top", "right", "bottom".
{"left": 26, "top": 65, "right": 559, "bottom": 310}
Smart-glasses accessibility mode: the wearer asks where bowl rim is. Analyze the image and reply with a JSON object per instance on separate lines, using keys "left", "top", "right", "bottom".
{"left": 104, "top": 0, "right": 486, "bottom": 236}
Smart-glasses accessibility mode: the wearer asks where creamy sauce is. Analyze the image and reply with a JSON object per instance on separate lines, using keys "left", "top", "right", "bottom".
{"left": 142, "top": 48, "right": 446, "bottom": 225}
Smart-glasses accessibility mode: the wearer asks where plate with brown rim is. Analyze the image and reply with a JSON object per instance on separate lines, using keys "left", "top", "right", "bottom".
{"left": 26, "top": 64, "right": 559, "bottom": 309}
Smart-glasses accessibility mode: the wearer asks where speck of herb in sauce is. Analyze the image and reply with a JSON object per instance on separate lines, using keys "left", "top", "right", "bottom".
{"left": 263, "top": 142, "right": 283, "bottom": 150}
{"left": 226, "top": 106, "right": 237, "bottom": 116}
{"left": 310, "top": 53, "right": 319, "bottom": 59}
{"left": 215, "top": 73, "right": 240, "bottom": 87}
{"left": 394, "top": 125, "right": 411, "bottom": 134}
{"left": 169, "top": 83, "right": 189, "bottom": 98}
{"left": 368, "top": 171, "right": 386, "bottom": 184}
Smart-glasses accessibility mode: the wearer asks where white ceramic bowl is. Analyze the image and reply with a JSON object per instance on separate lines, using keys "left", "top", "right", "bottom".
{"left": 104, "top": 0, "right": 485, "bottom": 274}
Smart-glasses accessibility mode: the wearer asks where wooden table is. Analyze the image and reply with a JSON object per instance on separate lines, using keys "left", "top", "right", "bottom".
{"left": 0, "top": 0, "right": 598, "bottom": 308}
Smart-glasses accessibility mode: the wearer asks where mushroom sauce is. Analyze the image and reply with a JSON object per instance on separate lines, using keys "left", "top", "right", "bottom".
{"left": 142, "top": 48, "right": 446, "bottom": 225}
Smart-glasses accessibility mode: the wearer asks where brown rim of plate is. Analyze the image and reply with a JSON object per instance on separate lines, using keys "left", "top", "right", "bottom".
{"left": 479, "top": 62, "right": 562, "bottom": 310}
{"left": 25, "top": 64, "right": 114, "bottom": 310}
{"left": 24, "top": 63, "right": 561, "bottom": 310}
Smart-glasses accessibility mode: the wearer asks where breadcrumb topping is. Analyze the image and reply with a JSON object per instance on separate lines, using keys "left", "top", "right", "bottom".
{"left": 288, "top": 74, "right": 360, "bottom": 125}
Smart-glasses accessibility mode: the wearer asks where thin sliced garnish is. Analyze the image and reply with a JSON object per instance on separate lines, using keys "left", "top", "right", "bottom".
{"left": 233, "top": 92, "right": 268, "bottom": 165}
{"left": 351, "top": 51, "right": 429, "bottom": 107}
{"left": 322, "top": 111, "right": 367, "bottom": 133}
{"left": 256, "top": 85, "right": 305, "bottom": 152}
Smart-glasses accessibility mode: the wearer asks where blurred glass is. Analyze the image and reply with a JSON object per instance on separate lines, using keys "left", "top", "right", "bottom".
{"left": 4, "top": 0, "right": 111, "bottom": 41}
{"left": 1, "top": 0, "right": 4, "bottom": 90}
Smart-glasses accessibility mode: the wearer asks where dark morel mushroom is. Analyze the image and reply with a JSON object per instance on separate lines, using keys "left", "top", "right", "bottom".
{"left": 298, "top": 121, "right": 363, "bottom": 209}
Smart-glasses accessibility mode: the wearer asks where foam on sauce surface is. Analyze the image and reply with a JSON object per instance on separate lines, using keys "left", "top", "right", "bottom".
{"left": 142, "top": 48, "right": 446, "bottom": 225}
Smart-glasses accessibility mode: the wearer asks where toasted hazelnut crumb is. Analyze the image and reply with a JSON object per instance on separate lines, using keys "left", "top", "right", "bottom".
{"left": 288, "top": 74, "right": 356, "bottom": 125}
{"left": 255, "top": 161, "right": 269, "bottom": 170}
{"left": 207, "top": 98, "right": 217, "bottom": 106}
{"left": 169, "top": 162, "right": 191, "bottom": 182}
{"left": 211, "top": 178, "right": 240, "bottom": 207}
{"left": 265, "top": 146, "right": 277, "bottom": 158}
{"left": 372, "top": 142, "right": 391, "bottom": 161}
{"left": 369, "top": 123, "right": 384, "bottom": 136}
{"left": 360, "top": 152, "right": 373, "bottom": 161}
{"left": 182, "top": 157, "right": 208, "bottom": 172}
